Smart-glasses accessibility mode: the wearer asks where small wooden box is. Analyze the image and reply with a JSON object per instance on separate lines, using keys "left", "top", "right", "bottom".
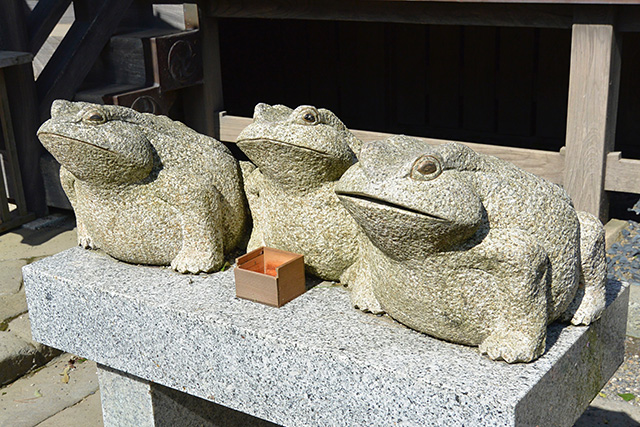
{"left": 234, "top": 247, "right": 305, "bottom": 307}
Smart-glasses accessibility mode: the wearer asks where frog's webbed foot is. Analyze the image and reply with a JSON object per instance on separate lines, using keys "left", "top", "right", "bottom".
{"left": 479, "top": 328, "right": 546, "bottom": 363}
{"left": 77, "top": 221, "right": 97, "bottom": 249}
{"left": 171, "top": 248, "right": 223, "bottom": 274}
{"left": 561, "top": 282, "right": 606, "bottom": 326}
{"left": 341, "top": 257, "right": 385, "bottom": 315}
{"left": 562, "top": 211, "right": 607, "bottom": 326}
{"left": 78, "top": 234, "right": 97, "bottom": 249}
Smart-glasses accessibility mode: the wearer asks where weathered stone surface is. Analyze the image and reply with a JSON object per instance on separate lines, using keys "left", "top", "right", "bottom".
{"left": 24, "top": 248, "right": 627, "bottom": 426}
{"left": 9, "top": 313, "right": 61, "bottom": 360}
{"left": 628, "top": 284, "right": 640, "bottom": 338}
{"left": 0, "top": 260, "right": 27, "bottom": 296}
{"left": 0, "top": 290, "right": 28, "bottom": 322}
{"left": 37, "top": 100, "right": 248, "bottom": 274}
{"left": 0, "top": 354, "right": 100, "bottom": 427}
{"left": 0, "top": 332, "right": 37, "bottom": 386}
{"left": 0, "top": 220, "right": 76, "bottom": 262}
{"left": 336, "top": 136, "right": 607, "bottom": 363}
{"left": 97, "top": 364, "right": 276, "bottom": 427}
{"left": 236, "top": 104, "right": 363, "bottom": 281}
{"left": 36, "top": 392, "right": 103, "bottom": 427}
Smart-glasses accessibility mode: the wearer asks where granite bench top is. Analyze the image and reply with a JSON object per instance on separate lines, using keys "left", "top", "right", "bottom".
{"left": 23, "top": 247, "right": 628, "bottom": 426}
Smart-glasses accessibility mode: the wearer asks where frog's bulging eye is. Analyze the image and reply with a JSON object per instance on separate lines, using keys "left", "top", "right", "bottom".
{"left": 300, "top": 109, "right": 319, "bottom": 125}
{"left": 411, "top": 155, "right": 442, "bottom": 181}
{"left": 83, "top": 110, "right": 107, "bottom": 125}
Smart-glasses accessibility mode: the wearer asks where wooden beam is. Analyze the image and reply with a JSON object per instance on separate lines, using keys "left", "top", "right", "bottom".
{"left": 0, "top": 51, "right": 32, "bottom": 68}
{"left": 36, "top": 0, "right": 134, "bottom": 121}
{"left": 201, "top": 0, "right": 574, "bottom": 29}
{"left": 604, "top": 152, "right": 640, "bottom": 194}
{"left": 563, "top": 9, "right": 621, "bottom": 221}
{"left": 27, "top": 0, "right": 72, "bottom": 54}
{"left": 219, "top": 114, "right": 566, "bottom": 184}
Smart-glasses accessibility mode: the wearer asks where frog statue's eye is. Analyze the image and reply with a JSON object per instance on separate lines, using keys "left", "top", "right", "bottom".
{"left": 82, "top": 109, "right": 107, "bottom": 125}
{"left": 411, "top": 155, "right": 442, "bottom": 181}
{"left": 300, "top": 108, "right": 319, "bottom": 125}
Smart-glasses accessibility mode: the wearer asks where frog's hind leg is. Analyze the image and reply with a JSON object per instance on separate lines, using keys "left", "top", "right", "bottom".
{"left": 561, "top": 211, "right": 606, "bottom": 325}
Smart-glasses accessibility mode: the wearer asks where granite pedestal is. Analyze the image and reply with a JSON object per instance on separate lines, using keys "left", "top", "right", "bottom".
{"left": 23, "top": 247, "right": 628, "bottom": 427}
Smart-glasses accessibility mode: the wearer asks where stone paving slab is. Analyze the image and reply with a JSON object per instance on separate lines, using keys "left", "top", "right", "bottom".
{"left": 36, "top": 392, "right": 103, "bottom": 427}
{"left": 0, "top": 354, "right": 100, "bottom": 427}
{"left": 0, "top": 333, "right": 39, "bottom": 386}
{"left": 0, "top": 215, "right": 77, "bottom": 386}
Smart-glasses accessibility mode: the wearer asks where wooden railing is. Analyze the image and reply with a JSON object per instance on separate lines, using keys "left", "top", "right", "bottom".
{"left": 218, "top": 113, "right": 640, "bottom": 195}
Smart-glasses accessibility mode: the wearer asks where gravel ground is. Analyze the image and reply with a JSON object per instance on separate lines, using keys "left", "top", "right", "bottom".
{"left": 598, "top": 336, "right": 640, "bottom": 407}
{"left": 607, "top": 220, "right": 640, "bottom": 284}
{"left": 600, "top": 217, "right": 640, "bottom": 407}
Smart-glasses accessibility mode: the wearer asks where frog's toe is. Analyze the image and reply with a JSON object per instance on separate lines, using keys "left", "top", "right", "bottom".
{"left": 479, "top": 329, "right": 545, "bottom": 363}
{"left": 563, "top": 284, "right": 606, "bottom": 326}
{"left": 346, "top": 277, "right": 384, "bottom": 314}
{"left": 78, "top": 235, "right": 97, "bottom": 249}
{"left": 570, "top": 302, "right": 604, "bottom": 326}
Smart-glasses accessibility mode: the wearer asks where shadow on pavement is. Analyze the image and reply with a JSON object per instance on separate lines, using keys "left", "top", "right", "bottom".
{"left": 574, "top": 406, "right": 640, "bottom": 426}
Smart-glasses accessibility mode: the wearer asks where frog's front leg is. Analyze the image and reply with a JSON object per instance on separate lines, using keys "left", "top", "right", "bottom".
{"left": 243, "top": 167, "right": 266, "bottom": 251}
{"left": 472, "top": 229, "right": 550, "bottom": 363}
{"left": 561, "top": 211, "right": 606, "bottom": 325}
{"left": 161, "top": 174, "right": 225, "bottom": 274}
{"left": 60, "top": 166, "right": 96, "bottom": 249}
{"left": 342, "top": 239, "right": 384, "bottom": 314}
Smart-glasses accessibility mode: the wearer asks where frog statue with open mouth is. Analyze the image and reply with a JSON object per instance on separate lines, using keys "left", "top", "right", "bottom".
{"left": 336, "top": 135, "right": 607, "bottom": 363}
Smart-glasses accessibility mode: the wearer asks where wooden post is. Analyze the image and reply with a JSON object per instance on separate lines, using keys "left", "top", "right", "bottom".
{"left": 564, "top": 8, "right": 621, "bottom": 221}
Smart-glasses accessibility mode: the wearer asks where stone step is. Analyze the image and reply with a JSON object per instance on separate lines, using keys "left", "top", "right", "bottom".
{"left": 0, "top": 353, "right": 100, "bottom": 427}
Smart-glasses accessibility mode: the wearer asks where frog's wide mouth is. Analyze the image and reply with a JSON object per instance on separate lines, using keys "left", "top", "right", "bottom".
{"left": 236, "top": 137, "right": 333, "bottom": 158}
{"left": 37, "top": 132, "right": 117, "bottom": 155}
{"left": 335, "top": 191, "right": 447, "bottom": 221}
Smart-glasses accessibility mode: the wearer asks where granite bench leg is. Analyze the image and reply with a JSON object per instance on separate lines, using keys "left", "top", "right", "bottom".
{"left": 97, "top": 364, "right": 278, "bottom": 427}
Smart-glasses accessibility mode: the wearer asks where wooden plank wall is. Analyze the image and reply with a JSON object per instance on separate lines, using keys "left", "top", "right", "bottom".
{"left": 217, "top": 19, "right": 573, "bottom": 153}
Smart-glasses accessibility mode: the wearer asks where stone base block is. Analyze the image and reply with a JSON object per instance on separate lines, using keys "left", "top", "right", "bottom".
{"left": 24, "top": 248, "right": 628, "bottom": 426}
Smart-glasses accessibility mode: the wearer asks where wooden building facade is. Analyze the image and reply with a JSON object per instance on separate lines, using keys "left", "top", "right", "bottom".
{"left": 1, "top": 0, "right": 640, "bottom": 228}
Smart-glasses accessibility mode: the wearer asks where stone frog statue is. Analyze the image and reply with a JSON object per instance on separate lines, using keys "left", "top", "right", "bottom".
{"left": 335, "top": 135, "right": 607, "bottom": 363}
{"left": 236, "top": 103, "right": 364, "bottom": 282}
{"left": 38, "top": 100, "right": 248, "bottom": 274}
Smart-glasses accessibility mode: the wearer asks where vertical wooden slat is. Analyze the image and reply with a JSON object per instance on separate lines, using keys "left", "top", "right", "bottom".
{"left": 390, "top": 23, "right": 427, "bottom": 130}
{"left": 497, "top": 27, "right": 536, "bottom": 137}
{"left": 462, "top": 26, "right": 497, "bottom": 133}
{"left": 614, "top": 32, "right": 640, "bottom": 160}
{"left": 0, "top": 68, "right": 28, "bottom": 217}
{"left": 338, "top": 21, "right": 386, "bottom": 130}
{"left": 536, "top": 29, "right": 571, "bottom": 147}
{"left": 199, "top": 14, "right": 224, "bottom": 138}
{"left": 428, "top": 26, "right": 461, "bottom": 129}
{"left": 0, "top": 0, "right": 47, "bottom": 217}
{"left": 564, "top": 12, "right": 621, "bottom": 220}
{"left": 306, "top": 21, "right": 340, "bottom": 111}
{"left": 0, "top": 69, "right": 14, "bottom": 221}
